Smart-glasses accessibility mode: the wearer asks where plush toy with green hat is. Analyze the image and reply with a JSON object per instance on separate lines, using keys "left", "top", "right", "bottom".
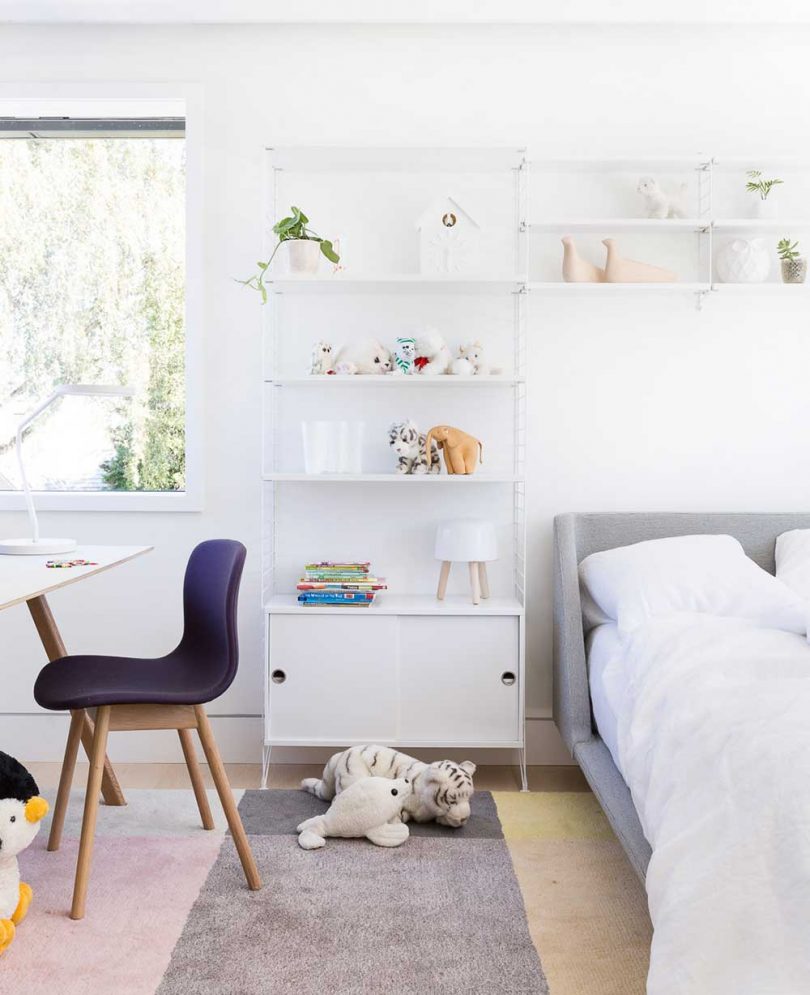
{"left": 0, "top": 752, "right": 49, "bottom": 955}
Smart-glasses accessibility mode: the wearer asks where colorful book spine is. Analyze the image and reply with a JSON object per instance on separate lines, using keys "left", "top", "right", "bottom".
{"left": 297, "top": 582, "right": 387, "bottom": 591}
{"left": 298, "top": 591, "right": 374, "bottom": 606}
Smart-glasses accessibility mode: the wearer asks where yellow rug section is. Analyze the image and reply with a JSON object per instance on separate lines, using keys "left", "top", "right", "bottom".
{"left": 493, "top": 791, "right": 617, "bottom": 841}
{"left": 493, "top": 792, "right": 652, "bottom": 995}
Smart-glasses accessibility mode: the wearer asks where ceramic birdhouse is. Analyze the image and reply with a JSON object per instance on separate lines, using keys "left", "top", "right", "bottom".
{"left": 417, "top": 196, "right": 482, "bottom": 275}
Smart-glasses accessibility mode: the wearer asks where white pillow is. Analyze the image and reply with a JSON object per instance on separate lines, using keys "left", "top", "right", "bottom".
{"left": 579, "top": 533, "right": 807, "bottom": 635}
{"left": 775, "top": 529, "right": 810, "bottom": 600}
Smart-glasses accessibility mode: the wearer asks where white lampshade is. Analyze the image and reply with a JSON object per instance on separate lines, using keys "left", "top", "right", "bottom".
{"left": 434, "top": 519, "right": 497, "bottom": 562}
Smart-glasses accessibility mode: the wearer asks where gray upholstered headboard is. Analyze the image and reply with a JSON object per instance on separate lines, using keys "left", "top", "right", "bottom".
{"left": 553, "top": 512, "right": 810, "bottom": 755}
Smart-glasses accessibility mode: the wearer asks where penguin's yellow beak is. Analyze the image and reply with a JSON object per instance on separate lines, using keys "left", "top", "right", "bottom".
{"left": 24, "top": 796, "right": 49, "bottom": 824}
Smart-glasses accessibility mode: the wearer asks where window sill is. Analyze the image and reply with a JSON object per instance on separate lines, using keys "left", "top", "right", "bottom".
{"left": 0, "top": 490, "right": 202, "bottom": 513}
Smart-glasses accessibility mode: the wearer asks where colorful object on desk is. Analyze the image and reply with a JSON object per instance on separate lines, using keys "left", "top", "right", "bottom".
{"left": 0, "top": 752, "right": 49, "bottom": 956}
{"left": 46, "top": 559, "right": 99, "bottom": 569}
{"left": 297, "top": 561, "right": 387, "bottom": 607}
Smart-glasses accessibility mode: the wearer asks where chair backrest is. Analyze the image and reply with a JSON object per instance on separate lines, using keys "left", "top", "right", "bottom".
{"left": 178, "top": 539, "right": 247, "bottom": 700}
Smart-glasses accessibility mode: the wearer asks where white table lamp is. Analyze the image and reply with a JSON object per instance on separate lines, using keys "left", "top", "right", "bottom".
{"left": 0, "top": 384, "right": 134, "bottom": 555}
{"left": 434, "top": 519, "right": 498, "bottom": 605}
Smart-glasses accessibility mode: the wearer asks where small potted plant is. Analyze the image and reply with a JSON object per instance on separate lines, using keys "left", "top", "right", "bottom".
{"left": 777, "top": 237, "right": 807, "bottom": 284}
{"left": 240, "top": 206, "right": 340, "bottom": 302}
{"left": 746, "top": 170, "right": 783, "bottom": 220}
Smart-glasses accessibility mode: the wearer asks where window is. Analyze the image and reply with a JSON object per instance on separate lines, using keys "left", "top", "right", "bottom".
{"left": 0, "top": 112, "right": 188, "bottom": 500}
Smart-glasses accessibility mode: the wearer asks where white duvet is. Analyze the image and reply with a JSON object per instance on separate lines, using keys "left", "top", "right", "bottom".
{"left": 600, "top": 613, "right": 810, "bottom": 995}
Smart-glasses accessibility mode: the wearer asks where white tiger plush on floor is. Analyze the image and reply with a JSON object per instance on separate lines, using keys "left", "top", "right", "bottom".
{"left": 388, "top": 420, "right": 441, "bottom": 475}
{"left": 301, "top": 745, "right": 476, "bottom": 827}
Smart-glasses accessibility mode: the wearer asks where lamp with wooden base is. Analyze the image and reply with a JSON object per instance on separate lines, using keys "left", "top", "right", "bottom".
{"left": 434, "top": 519, "right": 498, "bottom": 606}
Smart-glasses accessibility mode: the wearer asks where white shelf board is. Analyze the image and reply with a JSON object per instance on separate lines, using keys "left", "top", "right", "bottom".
{"left": 711, "top": 157, "right": 810, "bottom": 173}
{"left": 527, "top": 281, "right": 710, "bottom": 293}
{"left": 267, "top": 375, "right": 524, "bottom": 386}
{"left": 528, "top": 218, "right": 708, "bottom": 233}
{"left": 264, "top": 737, "right": 524, "bottom": 749}
{"left": 267, "top": 146, "right": 525, "bottom": 173}
{"left": 262, "top": 472, "right": 525, "bottom": 483}
{"left": 267, "top": 275, "right": 524, "bottom": 295}
{"left": 713, "top": 219, "right": 810, "bottom": 232}
{"left": 266, "top": 593, "right": 524, "bottom": 616}
{"left": 711, "top": 282, "right": 809, "bottom": 294}
{"left": 529, "top": 156, "right": 710, "bottom": 173}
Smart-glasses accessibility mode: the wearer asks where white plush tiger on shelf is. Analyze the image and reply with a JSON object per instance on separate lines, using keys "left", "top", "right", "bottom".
{"left": 388, "top": 420, "right": 441, "bottom": 475}
{"left": 301, "top": 745, "right": 476, "bottom": 827}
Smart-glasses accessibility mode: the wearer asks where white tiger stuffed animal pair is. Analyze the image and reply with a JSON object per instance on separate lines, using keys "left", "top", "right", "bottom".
{"left": 388, "top": 420, "right": 441, "bottom": 474}
{"left": 302, "top": 745, "right": 476, "bottom": 828}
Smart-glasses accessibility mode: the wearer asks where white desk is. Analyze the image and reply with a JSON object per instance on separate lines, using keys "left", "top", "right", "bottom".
{"left": 0, "top": 544, "right": 152, "bottom": 806}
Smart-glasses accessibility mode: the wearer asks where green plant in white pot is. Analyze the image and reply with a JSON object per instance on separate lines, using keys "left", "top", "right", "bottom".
{"left": 777, "top": 238, "right": 807, "bottom": 284}
{"left": 746, "top": 170, "right": 783, "bottom": 220}
{"left": 240, "top": 206, "right": 340, "bottom": 302}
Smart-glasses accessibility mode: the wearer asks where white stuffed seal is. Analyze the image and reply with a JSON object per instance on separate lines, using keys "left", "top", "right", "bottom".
{"left": 297, "top": 776, "right": 411, "bottom": 850}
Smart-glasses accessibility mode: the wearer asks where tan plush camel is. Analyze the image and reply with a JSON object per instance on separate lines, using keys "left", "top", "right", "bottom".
{"left": 425, "top": 425, "right": 483, "bottom": 475}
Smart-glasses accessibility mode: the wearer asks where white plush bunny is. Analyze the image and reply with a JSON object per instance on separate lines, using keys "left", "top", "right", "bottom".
{"left": 333, "top": 338, "right": 393, "bottom": 375}
{"left": 451, "top": 340, "right": 501, "bottom": 376}
{"left": 297, "top": 776, "right": 411, "bottom": 849}
{"left": 636, "top": 176, "right": 688, "bottom": 220}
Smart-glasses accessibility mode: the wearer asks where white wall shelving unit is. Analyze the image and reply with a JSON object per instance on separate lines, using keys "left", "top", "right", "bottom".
{"left": 262, "top": 147, "right": 529, "bottom": 788}
{"left": 261, "top": 148, "right": 808, "bottom": 787}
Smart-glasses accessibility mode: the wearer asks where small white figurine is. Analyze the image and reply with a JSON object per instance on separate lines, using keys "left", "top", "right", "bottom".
{"left": 636, "top": 176, "right": 688, "bottom": 220}
{"left": 297, "top": 776, "right": 411, "bottom": 849}
{"left": 393, "top": 336, "right": 417, "bottom": 375}
{"left": 309, "top": 340, "right": 334, "bottom": 375}
{"left": 451, "top": 341, "right": 502, "bottom": 376}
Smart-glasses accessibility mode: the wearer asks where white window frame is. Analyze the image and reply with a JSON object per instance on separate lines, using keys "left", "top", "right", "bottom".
{"left": 0, "top": 81, "right": 204, "bottom": 512}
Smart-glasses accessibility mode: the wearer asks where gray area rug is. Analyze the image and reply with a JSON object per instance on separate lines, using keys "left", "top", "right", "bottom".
{"left": 158, "top": 789, "right": 547, "bottom": 995}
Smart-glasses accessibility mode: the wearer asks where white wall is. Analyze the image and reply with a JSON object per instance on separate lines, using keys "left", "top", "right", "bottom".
{"left": 2, "top": 21, "right": 810, "bottom": 764}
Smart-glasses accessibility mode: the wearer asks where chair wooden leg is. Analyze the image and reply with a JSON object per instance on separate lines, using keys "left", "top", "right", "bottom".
{"left": 194, "top": 706, "right": 261, "bottom": 890}
{"left": 71, "top": 705, "right": 111, "bottom": 920}
{"left": 178, "top": 727, "right": 214, "bottom": 831}
{"left": 48, "top": 710, "right": 84, "bottom": 852}
{"left": 478, "top": 562, "right": 490, "bottom": 599}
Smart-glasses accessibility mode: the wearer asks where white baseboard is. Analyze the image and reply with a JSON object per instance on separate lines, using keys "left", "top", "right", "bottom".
{"left": 5, "top": 713, "right": 574, "bottom": 766}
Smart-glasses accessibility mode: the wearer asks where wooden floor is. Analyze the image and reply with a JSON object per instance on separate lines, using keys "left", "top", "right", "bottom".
{"left": 25, "top": 761, "right": 590, "bottom": 793}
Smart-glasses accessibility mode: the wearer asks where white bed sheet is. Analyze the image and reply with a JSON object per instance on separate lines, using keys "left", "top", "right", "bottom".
{"left": 586, "top": 621, "right": 628, "bottom": 778}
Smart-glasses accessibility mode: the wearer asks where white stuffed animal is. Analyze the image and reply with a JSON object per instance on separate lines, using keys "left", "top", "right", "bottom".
{"left": 0, "top": 753, "right": 49, "bottom": 956}
{"left": 392, "top": 336, "right": 416, "bottom": 375}
{"left": 450, "top": 340, "right": 502, "bottom": 376}
{"left": 333, "top": 338, "right": 393, "bottom": 375}
{"left": 636, "top": 176, "right": 688, "bottom": 220}
{"left": 414, "top": 327, "right": 452, "bottom": 375}
{"left": 309, "top": 340, "right": 333, "bottom": 375}
{"left": 297, "top": 776, "right": 411, "bottom": 849}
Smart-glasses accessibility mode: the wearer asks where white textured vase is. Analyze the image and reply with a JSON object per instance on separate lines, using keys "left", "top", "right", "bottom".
{"left": 714, "top": 238, "right": 771, "bottom": 283}
{"left": 286, "top": 239, "right": 322, "bottom": 275}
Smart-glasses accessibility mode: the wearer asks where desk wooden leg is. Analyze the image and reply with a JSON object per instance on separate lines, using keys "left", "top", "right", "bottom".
{"left": 27, "top": 595, "right": 126, "bottom": 808}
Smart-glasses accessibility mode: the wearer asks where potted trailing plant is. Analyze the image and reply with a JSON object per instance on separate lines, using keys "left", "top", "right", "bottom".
{"left": 777, "top": 237, "right": 807, "bottom": 284}
{"left": 240, "top": 206, "right": 340, "bottom": 302}
{"left": 746, "top": 170, "right": 783, "bottom": 220}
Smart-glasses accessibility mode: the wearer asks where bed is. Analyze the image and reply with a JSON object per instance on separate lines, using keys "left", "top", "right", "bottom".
{"left": 552, "top": 510, "right": 810, "bottom": 881}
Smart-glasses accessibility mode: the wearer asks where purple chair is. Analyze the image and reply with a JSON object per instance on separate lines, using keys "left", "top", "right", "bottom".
{"left": 34, "top": 540, "right": 261, "bottom": 920}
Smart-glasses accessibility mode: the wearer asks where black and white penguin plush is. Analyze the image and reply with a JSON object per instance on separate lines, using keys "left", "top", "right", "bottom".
{"left": 0, "top": 752, "right": 48, "bottom": 955}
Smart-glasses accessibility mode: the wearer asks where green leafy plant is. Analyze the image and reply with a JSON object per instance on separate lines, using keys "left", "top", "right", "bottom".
{"left": 239, "top": 206, "right": 339, "bottom": 303}
{"left": 746, "top": 170, "right": 783, "bottom": 201}
{"left": 777, "top": 237, "right": 802, "bottom": 262}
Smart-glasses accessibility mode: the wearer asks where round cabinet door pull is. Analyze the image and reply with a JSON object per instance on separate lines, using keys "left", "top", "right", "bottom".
{"left": 501, "top": 671, "right": 516, "bottom": 686}
{"left": 271, "top": 670, "right": 287, "bottom": 684}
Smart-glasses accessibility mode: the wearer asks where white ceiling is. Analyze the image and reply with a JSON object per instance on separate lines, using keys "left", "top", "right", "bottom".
{"left": 2, "top": 0, "right": 810, "bottom": 25}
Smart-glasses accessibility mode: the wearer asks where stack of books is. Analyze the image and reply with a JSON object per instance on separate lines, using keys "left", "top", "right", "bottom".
{"left": 297, "top": 562, "right": 387, "bottom": 607}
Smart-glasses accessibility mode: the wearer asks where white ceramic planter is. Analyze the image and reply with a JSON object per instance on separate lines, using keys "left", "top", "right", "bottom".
{"left": 715, "top": 238, "right": 771, "bottom": 283}
{"left": 286, "top": 239, "right": 322, "bottom": 275}
{"left": 753, "top": 197, "right": 778, "bottom": 220}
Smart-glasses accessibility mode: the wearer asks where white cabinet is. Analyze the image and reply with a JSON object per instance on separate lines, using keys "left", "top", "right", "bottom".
{"left": 267, "top": 614, "right": 398, "bottom": 742}
{"left": 267, "top": 611, "right": 522, "bottom": 748}
{"left": 399, "top": 617, "right": 519, "bottom": 744}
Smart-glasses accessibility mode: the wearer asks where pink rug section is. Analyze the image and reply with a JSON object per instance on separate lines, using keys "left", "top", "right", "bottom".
{"left": 1, "top": 834, "right": 223, "bottom": 994}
